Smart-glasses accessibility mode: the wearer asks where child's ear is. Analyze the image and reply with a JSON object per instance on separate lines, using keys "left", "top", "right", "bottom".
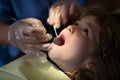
{"left": 84, "top": 58, "right": 94, "bottom": 71}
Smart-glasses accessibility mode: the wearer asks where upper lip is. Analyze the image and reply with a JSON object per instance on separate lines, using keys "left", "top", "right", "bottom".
{"left": 58, "top": 32, "right": 64, "bottom": 39}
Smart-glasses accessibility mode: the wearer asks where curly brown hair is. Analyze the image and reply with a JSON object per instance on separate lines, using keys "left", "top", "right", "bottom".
{"left": 67, "top": 6, "right": 120, "bottom": 80}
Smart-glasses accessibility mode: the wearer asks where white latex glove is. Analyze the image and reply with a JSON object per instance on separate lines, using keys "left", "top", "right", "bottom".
{"left": 8, "top": 18, "right": 52, "bottom": 56}
{"left": 47, "top": 0, "right": 81, "bottom": 29}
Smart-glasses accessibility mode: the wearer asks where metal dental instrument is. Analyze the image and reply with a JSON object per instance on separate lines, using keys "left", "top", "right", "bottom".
{"left": 53, "top": 26, "right": 61, "bottom": 45}
{"left": 11, "top": 17, "right": 17, "bottom": 22}
{"left": 53, "top": 26, "right": 58, "bottom": 37}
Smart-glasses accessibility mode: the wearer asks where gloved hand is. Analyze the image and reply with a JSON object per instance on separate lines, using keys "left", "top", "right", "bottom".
{"left": 47, "top": 0, "right": 81, "bottom": 29}
{"left": 8, "top": 18, "right": 52, "bottom": 57}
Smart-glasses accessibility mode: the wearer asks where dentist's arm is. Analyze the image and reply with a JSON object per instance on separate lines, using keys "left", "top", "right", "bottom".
{"left": 0, "top": 21, "right": 10, "bottom": 45}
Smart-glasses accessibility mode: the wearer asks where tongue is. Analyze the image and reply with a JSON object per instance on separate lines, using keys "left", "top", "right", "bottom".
{"left": 54, "top": 37, "right": 64, "bottom": 46}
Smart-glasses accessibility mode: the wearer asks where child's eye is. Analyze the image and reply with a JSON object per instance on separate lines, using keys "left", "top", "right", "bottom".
{"left": 81, "top": 28, "right": 89, "bottom": 36}
{"left": 74, "top": 21, "right": 89, "bottom": 36}
{"left": 74, "top": 22, "right": 79, "bottom": 26}
{"left": 83, "top": 28, "right": 88, "bottom": 34}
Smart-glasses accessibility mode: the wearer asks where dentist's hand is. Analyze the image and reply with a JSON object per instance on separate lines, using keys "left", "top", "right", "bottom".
{"left": 9, "top": 18, "right": 52, "bottom": 56}
{"left": 47, "top": 1, "right": 81, "bottom": 29}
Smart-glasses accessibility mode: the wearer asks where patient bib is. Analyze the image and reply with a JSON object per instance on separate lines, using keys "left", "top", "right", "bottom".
{"left": 0, "top": 55, "right": 71, "bottom": 80}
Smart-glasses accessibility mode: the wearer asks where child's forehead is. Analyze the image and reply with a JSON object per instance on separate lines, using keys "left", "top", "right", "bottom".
{"left": 78, "top": 16, "right": 97, "bottom": 27}
{"left": 80, "top": 15, "right": 96, "bottom": 21}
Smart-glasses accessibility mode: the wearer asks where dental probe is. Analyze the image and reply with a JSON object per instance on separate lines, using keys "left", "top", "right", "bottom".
{"left": 53, "top": 26, "right": 62, "bottom": 45}
{"left": 11, "top": 17, "right": 17, "bottom": 21}
{"left": 53, "top": 26, "right": 58, "bottom": 37}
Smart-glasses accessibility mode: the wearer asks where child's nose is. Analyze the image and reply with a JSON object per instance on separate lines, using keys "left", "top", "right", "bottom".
{"left": 67, "top": 25, "right": 75, "bottom": 34}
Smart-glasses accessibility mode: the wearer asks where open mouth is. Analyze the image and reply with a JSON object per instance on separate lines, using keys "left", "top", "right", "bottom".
{"left": 53, "top": 34, "right": 65, "bottom": 46}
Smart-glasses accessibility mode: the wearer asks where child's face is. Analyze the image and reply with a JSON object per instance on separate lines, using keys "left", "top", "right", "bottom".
{"left": 48, "top": 16, "right": 100, "bottom": 69}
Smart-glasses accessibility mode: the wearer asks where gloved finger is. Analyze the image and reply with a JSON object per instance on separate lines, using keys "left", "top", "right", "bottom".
{"left": 16, "top": 27, "right": 46, "bottom": 43}
{"left": 36, "top": 33, "right": 52, "bottom": 43}
{"left": 20, "top": 28, "right": 38, "bottom": 43}
{"left": 11, "top": 21, "right": 26, "bottom": 42}
{"left": 22, "top": 33, "right": 52, "bottom": 44}
{"left": 28, "top": 32, "right": 52, "bottom": 43}
{"left": 20, "top": 18, "right": 46, "bottom": 30}
{"left": 47, "top": 16, "right": 61, "bottom": 29}
{"left": 47, "top": 6, "right": 61, "bottom": 29}
{"left": 36, "top": 43, "right": 51, "bottom": 51}
{"left": 9, "top": 21, "right": 23, "bottom": 47}
{"left": 53, "top": 14, "right": 61, "bottom": 29}
{"left": 20, "top": 18, "right": 47, "bottom": 39}
{"left": 47, "top": 10, "right": 54, "bottom": 26}
{"left": 69, "top": 1, "right": 81, "bottom": 24}
{"left": 15, "top": 32, "right": 52, "bottom": 44}
{"left": 31, "top": 28, "right": 46, "bottom": 37}
{"left": 14, "top": 28, "right": 29, "bottom": 43}
{"left": 60, "top": 3, "right": 69, "bottom": 25}
{"left": 47, "top": 1, "right": 81, "bottom": 29}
